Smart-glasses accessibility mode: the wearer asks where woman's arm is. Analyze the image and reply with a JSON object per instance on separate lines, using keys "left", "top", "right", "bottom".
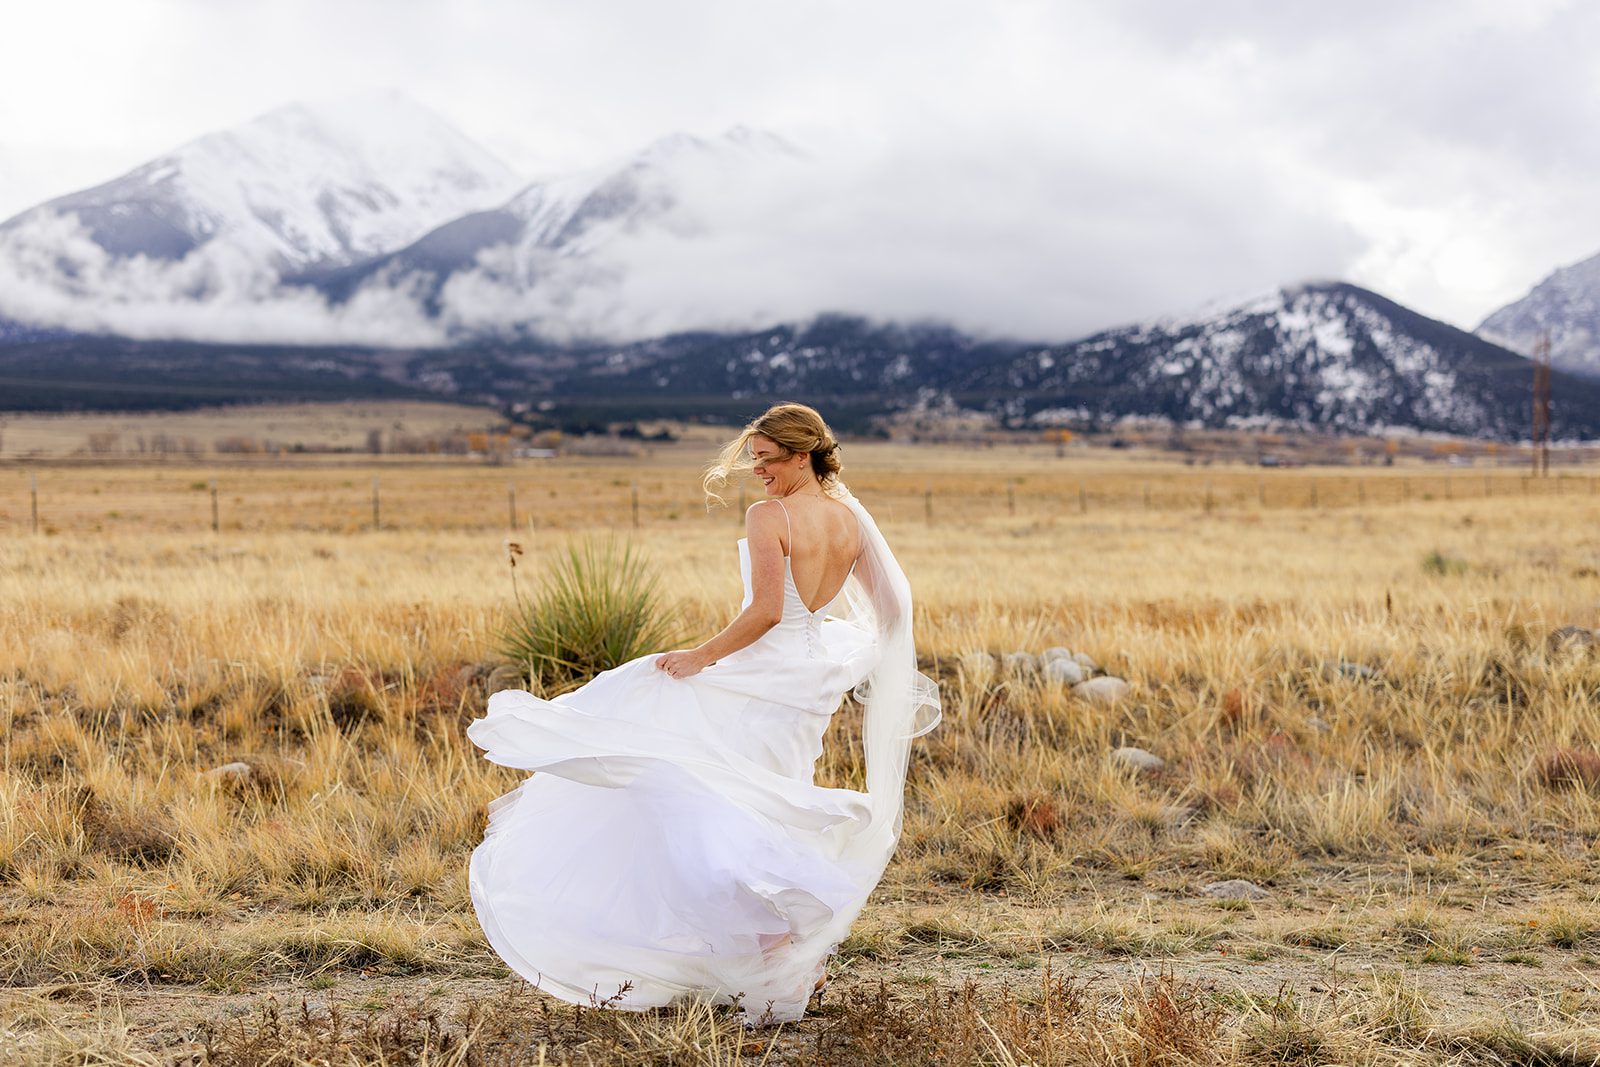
{"left": 655, "top": 500, "right": 787, "bottom": 678}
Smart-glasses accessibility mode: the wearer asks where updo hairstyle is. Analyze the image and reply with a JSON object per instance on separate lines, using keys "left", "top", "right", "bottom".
{"left": 702, "top": 402, "right": 842, "bottom": 508}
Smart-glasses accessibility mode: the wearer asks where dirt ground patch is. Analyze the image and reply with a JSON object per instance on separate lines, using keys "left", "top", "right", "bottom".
{"left": 9, "top": 870, "right": 1598, "bottom": 1065}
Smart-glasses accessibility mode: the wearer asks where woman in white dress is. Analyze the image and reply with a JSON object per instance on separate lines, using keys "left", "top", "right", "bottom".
{"left": 466, "top": 402, "right": 941, "bottom": 1026}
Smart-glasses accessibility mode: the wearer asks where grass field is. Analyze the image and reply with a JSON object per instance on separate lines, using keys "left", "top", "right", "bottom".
{"left": 3, "top": 437, "right": 1599, "bottom": 1065}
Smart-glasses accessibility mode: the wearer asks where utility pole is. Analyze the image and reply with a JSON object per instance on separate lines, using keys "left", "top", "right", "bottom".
{"left": 1532, "top": 331, "right": 1552, "bottom": 478}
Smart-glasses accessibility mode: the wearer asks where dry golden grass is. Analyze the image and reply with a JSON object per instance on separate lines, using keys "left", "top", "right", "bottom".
{"left": 3, "top": 438, "right": 1600, "bottom": 1064}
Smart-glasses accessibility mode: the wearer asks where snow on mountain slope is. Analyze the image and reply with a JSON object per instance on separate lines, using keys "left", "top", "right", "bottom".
{"left": 968, "top": 281, "right": 1590, "bottom": 438}
{"left": 0, "top": 91, "right": 519, "bottom": 342}
{"left": 1477, "top": 250, "right": 1600, "bottom": 376}
{"left": 297, "top": 125, "right": 808, "bottom": 341}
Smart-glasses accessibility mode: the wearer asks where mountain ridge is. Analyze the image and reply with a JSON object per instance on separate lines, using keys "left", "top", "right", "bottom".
{"left": 1477, "top": 250, "right": 1600, "bottom": 376}
{"left": 0, "top": 92, "right": 521, "bottom": 343}
{"left": 964, "top": 281, "right": 1585, "bottom": 438}
{"left": 7, "top": 283, "right": 1595, "bottom": 441}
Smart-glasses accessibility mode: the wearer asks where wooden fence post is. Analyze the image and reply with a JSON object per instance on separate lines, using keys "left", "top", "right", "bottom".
{"left": 631, "top": 483, "right": 640, "bottom": 529}
{"left": 210, "top": 478, "right": 219, "bottom": 533}
{"left": 30, "top": 472, "right": 39, "bottom": 534}
{"left": 507, "top": 482, "right": 517, "bottom": 531}
{"left": 371, "top": 477, "right": 380, "bottom": 531}
{"left": 1007, "top": 480, "right": 1015, "bottom": 517}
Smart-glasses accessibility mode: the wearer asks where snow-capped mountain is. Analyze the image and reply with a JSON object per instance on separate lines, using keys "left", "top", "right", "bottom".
{"left": 7, "top": 280, "right": 1597, "bottom": 440}
{"left": 0, "top": 91, "right": 519, "bottom": 341}
{"left": 364, "top": 282, "right": 1600, "bottom": 439}
{"left": 1477, "top": 251, "right": 1600, "bottom": 376}
{"left": 1, "top": 99, "right": 1590, "bottom": 439}
{"left": 292, "top": 125, "right": 807, "bottom": 341}
{"left": 964, "top": 281, "right": 1600, "bottom": 438}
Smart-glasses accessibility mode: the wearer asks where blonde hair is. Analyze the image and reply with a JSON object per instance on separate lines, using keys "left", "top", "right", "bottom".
{"left": 702, "top": 402, "right": 842, "bottom": 508}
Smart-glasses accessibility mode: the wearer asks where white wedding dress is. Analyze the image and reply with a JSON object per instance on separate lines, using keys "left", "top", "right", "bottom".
{"left": 467, "top": 486, "right": 939, "bottom": 1023}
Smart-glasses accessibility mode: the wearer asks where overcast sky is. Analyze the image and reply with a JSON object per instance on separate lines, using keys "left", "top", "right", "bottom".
{"left": 2, "top": 0, "right": 1597, "bottom": 337}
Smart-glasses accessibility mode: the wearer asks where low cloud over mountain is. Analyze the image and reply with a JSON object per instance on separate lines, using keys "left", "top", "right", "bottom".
{"left": 0, "top": 93, "right": 1353, "bottom": 348}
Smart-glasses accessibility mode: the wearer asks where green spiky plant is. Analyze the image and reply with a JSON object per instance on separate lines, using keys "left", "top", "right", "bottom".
{"left": 497, "top": 535, "right": 687, "bottom": 694}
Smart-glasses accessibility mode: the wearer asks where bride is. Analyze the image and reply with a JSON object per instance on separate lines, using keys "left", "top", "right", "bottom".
{"left": 466, "top": 402, "right": 941, "bottom": 1026}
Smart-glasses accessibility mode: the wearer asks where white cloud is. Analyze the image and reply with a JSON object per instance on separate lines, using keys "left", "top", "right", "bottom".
{"left": 1, "top": 0, "right": 1596, "bottom": 339}
{"left": 0, "top": 211, "right": 445, "bottom": 345}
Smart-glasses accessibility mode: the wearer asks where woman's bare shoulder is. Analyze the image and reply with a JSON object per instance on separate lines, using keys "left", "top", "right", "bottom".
{"left": 744, "top": 498, "right": 787, "bottom": 531}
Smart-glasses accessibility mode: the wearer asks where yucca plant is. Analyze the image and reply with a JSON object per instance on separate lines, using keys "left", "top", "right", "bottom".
{"left": 497, "top": 535, "right": 687, "bottom": 694}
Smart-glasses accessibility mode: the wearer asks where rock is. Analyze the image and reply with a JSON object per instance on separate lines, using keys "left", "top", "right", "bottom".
{"left": 1042, "top": 658, "right": 1085, "bottom": 685}
{"left": 1202, "top": 879, "right": 1271, "bottom": 901}
{"left": 959, "top": 651, "right": 1000, "bottom": 689}
{"left": 1041, "top": 646, "right": 1075, "bottom": 665}
{"left": 959, "top": 650, "right": 998, "bottom": 676}
{"left": 485, "top": 665, "right": 526, "bottom": 695}
{"left": 1074, "top": 676, "right": 1131, "bottom": 704}
{"left": 1330, "top": 660, "right": 1380, "bottom": 681}
{"left": 1548, "top": 626, "right": 1596, "bottom": 653}
{"left": 1072, "top": 651, "right": 1099, "bottom": 672}
{"left": 1003, "top": 651, "right": 1040, "bottom": 674}
{"left": 455, "top": 662, "right": 495, "bottom": 688}
{"left": 204, "top": 761, "right": 253, "bottom": 782}
{"left": 1109, "top": 746, "right": 1164, "bottom": 773}
{"left": 1160, "top": 803, "right": 1199, "bottom": 826}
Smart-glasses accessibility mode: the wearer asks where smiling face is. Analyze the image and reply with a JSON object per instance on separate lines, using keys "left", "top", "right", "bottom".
{"left": 750, "top": 433, "right": 811, "bottom": 496}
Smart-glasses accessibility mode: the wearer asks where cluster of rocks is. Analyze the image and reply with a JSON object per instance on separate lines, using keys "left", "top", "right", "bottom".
{"left": 963, "top": 647, "right": 1132, "bottom": 705}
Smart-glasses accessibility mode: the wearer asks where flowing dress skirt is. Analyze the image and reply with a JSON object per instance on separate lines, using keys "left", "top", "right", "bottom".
{"left": 468, "top": 549, "right": 879, "bottom": 1021}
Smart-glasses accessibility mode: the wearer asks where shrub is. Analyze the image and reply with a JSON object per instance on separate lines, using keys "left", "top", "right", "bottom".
{"left": 1421, "top": 550, "right": 1467, "bottom": 576}
{"left": 497, "top": 535, "right": 686, "bottom": 694}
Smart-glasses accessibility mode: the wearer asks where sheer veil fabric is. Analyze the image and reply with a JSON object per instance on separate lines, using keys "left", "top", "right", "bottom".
{"left": 465, "top": 479, "right": 940, "bottom": 1023}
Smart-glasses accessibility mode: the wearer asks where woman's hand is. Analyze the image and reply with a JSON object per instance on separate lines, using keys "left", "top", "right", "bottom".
{"left": 656, "top": 648, "right": 712, "bottom": 679}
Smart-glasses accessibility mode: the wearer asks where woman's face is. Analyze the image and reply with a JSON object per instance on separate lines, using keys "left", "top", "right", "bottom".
{"left": 750, "top": 434, "right": 807, "bottom": 496}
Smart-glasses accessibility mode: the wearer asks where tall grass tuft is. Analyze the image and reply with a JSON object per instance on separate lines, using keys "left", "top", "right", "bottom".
{"left": 496, "top": 535, "right": 687, "bottom": 693}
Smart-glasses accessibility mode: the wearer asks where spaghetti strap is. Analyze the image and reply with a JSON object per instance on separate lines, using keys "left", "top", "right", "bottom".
{"left": 774, "top": 498, "right": 793, "bottom": 558}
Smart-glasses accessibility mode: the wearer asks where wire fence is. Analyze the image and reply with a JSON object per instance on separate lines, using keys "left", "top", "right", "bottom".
{"left": 7, "top": 465, "right": 1599, "bottom": 536}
